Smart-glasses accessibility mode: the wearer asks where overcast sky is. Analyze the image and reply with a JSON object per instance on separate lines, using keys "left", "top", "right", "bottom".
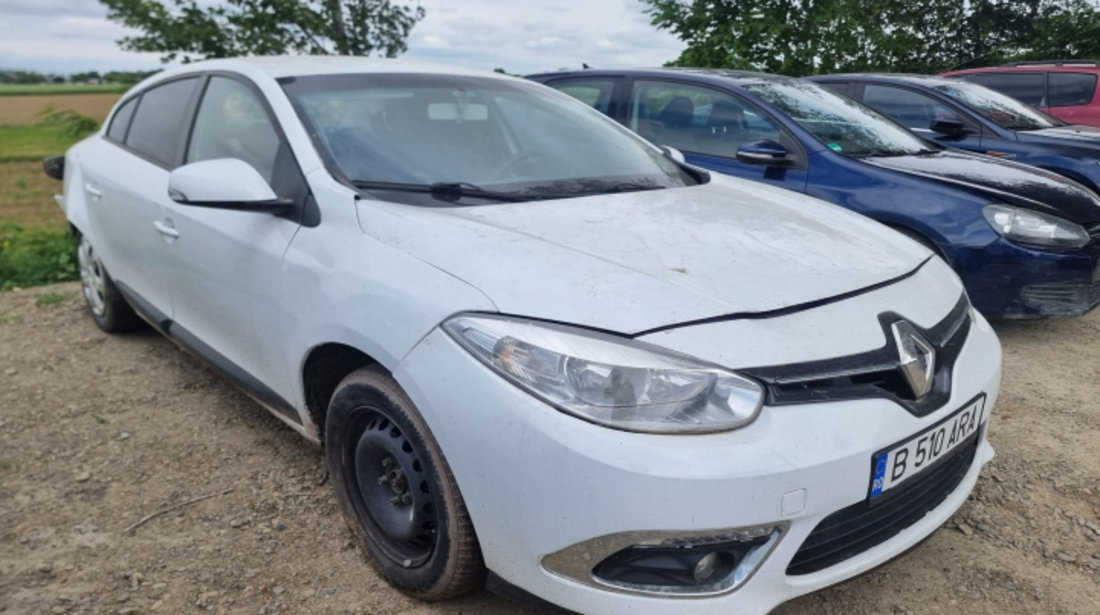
{"left": 0, "top": 0, "right": 684, "bottom": 75}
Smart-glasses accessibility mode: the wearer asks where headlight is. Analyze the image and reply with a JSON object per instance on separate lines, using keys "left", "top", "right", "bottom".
{"left": 982, "top": 204, "right": 1089, "bottom": 248}
{"left": 443, "top": 315, "right": 763, "bottom": 434}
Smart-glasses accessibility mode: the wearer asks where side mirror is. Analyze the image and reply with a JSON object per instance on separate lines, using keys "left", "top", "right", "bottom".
{"left": 930, "top": 116, "right": 967, "bottom": 138}
{"left": 660, "top": 145, "right": 686, "bottom": 164}
{"left": 43, "top": 155, "right": 64, "bottom": 181}
{"left": 168, "top": 158, "right": 291, "bottom": 213}
{"left": 736, "top": 140, "right": 794, "bottom": 167}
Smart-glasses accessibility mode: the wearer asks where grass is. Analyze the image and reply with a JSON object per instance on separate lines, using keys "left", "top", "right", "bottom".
{"left": 0, "top": 160, "right": 68, "bottom": 230}
{"left": 35, "top": 291, "right": 72, "bottom": 305}
{"left": 0, "top": 123, "right": 85, "bottom": 161}
{"left": 0, "top": 83, "right": 129, "bottom": 96}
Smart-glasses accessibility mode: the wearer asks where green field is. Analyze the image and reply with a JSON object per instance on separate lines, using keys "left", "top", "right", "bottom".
{"left": 0, "top": 83, "right": 130, "bottom": 96}
{"left": 0, "top": 103, "right": 89, "bottom": 289}
{"left": 0, "top": 123, "right": 84, "bottom": 162}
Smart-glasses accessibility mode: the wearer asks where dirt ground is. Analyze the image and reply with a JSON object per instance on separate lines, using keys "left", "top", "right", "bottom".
{"left": 0, "top": 94, "right": 120, "bottom": 124}
{"left": 1, "top": 283, "right": 1098, "bottom": 615}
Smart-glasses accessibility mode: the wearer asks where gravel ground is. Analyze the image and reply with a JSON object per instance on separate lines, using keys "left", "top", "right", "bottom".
{"left": 1, "top": 282, "right": 1098, "bottom": 615}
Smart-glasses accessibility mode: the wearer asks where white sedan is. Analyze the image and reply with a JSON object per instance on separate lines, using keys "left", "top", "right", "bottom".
{"left": 50, "top": 57, "right": 1000, "bottom": 615}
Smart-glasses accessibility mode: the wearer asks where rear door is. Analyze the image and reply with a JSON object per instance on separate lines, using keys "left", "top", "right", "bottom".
{"left": 81, "top": 76, "right": 203, "bottom": 323}
{"left": 1046, "top": 71, "right": 1100, "bottom": 125}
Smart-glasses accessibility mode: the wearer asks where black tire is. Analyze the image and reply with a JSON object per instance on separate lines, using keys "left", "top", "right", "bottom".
{"left": 75, "top": 232, "right": 143, "bottom": 333}
{"left": 325, "top": 366, "right": 484, "bottom": 600}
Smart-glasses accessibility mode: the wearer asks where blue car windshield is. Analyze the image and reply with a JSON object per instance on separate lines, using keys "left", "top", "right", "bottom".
{"left": 280, "top": 73, "right": 699, "bottom": 203}
{"left": 743, "top": 81, "right": 934, "bottom": 157}
{"left": 931, "top": 81, "right": 1063, "bottom": 131}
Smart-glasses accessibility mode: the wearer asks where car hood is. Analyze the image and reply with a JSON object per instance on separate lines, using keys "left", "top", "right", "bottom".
{"left": 358, "top": 178, "right": 931, "bottom": 334}
{"left": 864, "top": 150, "right": 1100, "bottom": 223}
{"left": 1021, "top": 124, "right": 1100, "bottom": 144}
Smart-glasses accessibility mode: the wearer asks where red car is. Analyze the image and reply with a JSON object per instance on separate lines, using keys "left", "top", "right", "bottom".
{"left": 942, "top": 61, "right": 1100, "bottom": 126}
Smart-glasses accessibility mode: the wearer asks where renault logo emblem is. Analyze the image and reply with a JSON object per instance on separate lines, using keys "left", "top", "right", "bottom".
{"left": 891, "top": 321, "right": 935, "bottom": 398}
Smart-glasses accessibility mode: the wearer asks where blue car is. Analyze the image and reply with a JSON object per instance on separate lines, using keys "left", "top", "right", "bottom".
{"left": 808, "top": 73, "right": 1100, "bottom": 194}
{"left": 527, "top": 68, "right": 1100, "bottom": 318}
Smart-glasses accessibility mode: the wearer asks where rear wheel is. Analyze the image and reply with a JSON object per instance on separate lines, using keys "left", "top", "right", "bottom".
{"left": 325, "top": 366, "right": 484, "bottom": 600}
{"left": 76, "top": 233, "right": 142, "bottom": 333}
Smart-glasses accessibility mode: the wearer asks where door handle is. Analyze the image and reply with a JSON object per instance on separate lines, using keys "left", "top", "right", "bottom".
{"left": 84, "top": 183, "right": 103, "bottom": 198}
{"left": 153, "top": 220, "right": 179, "bottom": 239}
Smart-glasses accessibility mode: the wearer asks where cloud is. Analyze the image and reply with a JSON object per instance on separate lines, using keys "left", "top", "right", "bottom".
{"left": 0, "top": 0, "right": 683, "bottom": 76}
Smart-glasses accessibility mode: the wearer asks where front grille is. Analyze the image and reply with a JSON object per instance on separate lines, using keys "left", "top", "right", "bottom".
{"left": 1021, "top": 281, "right": 1100, "bottom": 315}
{"left": 742, "top": 294, "right": 971, "bottom": 417}
{"left": 786, "top": 429, "right": 980, "bottom": 576}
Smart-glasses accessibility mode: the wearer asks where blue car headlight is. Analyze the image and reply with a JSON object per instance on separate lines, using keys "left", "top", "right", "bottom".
{"left": 983, "top": 204, "right": 1089, "bottom": 248}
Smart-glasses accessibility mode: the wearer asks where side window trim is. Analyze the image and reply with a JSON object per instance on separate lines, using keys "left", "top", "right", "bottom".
{"left": 625, "top": 77, "right": 808, "bottom": 169}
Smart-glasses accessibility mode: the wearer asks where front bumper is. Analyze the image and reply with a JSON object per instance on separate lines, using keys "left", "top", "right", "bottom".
{"left": 393, "top": 308, "right": 1001, "bottom": 615}
{"left": 956, "top": 237, "right": 1100, "bottom": 317}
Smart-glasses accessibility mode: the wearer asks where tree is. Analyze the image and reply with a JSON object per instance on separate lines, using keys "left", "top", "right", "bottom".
{"left": 99, "top": 0, "right": 425, "bottom": 63}
{"left": 641, "top": 0, "right": 1100, "bottom": 76}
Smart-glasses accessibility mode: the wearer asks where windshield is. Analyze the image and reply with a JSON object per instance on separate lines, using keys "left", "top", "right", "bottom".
{"left": 931, "top": 80, "right": 1063, "bottom": 130}
{"left": 280, "top": 74, "right": 698, "bottom": 204}
{"left": 743, "top": 80, "right": 934, "bottom": 157}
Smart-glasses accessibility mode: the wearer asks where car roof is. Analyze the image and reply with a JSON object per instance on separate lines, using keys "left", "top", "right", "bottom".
{"left": 139, "top": 55, "right": 514, "bottom": 84}
{"left": 527, "top": 67, "right": 801, "bottom": 88}
{"left": 943, "top": 62, "right": 1100, "bottom": 76}
{"left": 809, "top": 73, "right": 959, "bottom": 88}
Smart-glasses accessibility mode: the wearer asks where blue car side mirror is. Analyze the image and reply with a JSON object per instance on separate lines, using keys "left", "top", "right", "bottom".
{"left": 736, "top": 140, "right": 794, "bottom": 167}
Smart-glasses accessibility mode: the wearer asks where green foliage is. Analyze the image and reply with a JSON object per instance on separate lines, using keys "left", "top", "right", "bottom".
{"left": 99, "top": 0, "right": 425, "bottom": 63}
{"left": 102, "top": 69, "right": 161, "bottom": 85}
{"left": 0, "top": 225, "right": 78, "bottom": 291}
{"left": 37, "top": 107, "right": 100, "bottom": 140}
{"left": 643, "top": 0, "right": 1100, "bottom": 76}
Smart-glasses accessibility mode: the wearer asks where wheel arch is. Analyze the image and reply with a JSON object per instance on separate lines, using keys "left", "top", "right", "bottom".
{"left": 301, "top": 342, "right": 381, "bottom": 439}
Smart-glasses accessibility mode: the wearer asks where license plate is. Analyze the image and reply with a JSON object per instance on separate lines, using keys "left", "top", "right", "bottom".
{"left": 869, "top": 395, "right": 986, "bottom": 499}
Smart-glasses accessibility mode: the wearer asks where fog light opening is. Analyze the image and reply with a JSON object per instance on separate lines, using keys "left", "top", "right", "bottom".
{"left": 589, "top": 526, "right": 783, "bottom": 595}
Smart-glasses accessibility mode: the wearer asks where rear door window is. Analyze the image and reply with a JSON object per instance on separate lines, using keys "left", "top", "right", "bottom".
{"left": 125, "top": 77, "right": 200, "bottom": 167}
{"left": 1049, "top": 72, "right": 1098, "bottom": 107}
{"left": 544, "top": 78, "right": 618, "bottom": 116}
{"left": 966, "top": 72, "right": 1045, "bottom": 106}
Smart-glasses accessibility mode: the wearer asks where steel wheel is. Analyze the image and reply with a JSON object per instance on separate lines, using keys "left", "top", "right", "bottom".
{"left": 325, "top": 366, "right": 484, "bottom": 600}
{"left": 347, "top": 407, "right": 439, "bottom": 567}
{"left": 73, "top": 232, "right": 142, "bottom": 333}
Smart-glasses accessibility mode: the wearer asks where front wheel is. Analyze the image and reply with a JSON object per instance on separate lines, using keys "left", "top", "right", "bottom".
{"left": 325, "top": 366, "right": 484, "bottom": 600}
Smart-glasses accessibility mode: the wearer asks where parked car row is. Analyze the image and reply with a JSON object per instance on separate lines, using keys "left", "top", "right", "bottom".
{"left": 532, "top": 67, "right": 1100, "bottom": 319}
{"left": 47, "top": 56, "right": 1056, "bottom": 615}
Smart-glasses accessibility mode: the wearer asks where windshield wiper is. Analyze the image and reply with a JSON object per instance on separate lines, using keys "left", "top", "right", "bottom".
{"left": 597, "top": 183, "right": 667, "bottom": 194}
{"left": 351, "top": 180, "right": 531, "bottom": 202}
